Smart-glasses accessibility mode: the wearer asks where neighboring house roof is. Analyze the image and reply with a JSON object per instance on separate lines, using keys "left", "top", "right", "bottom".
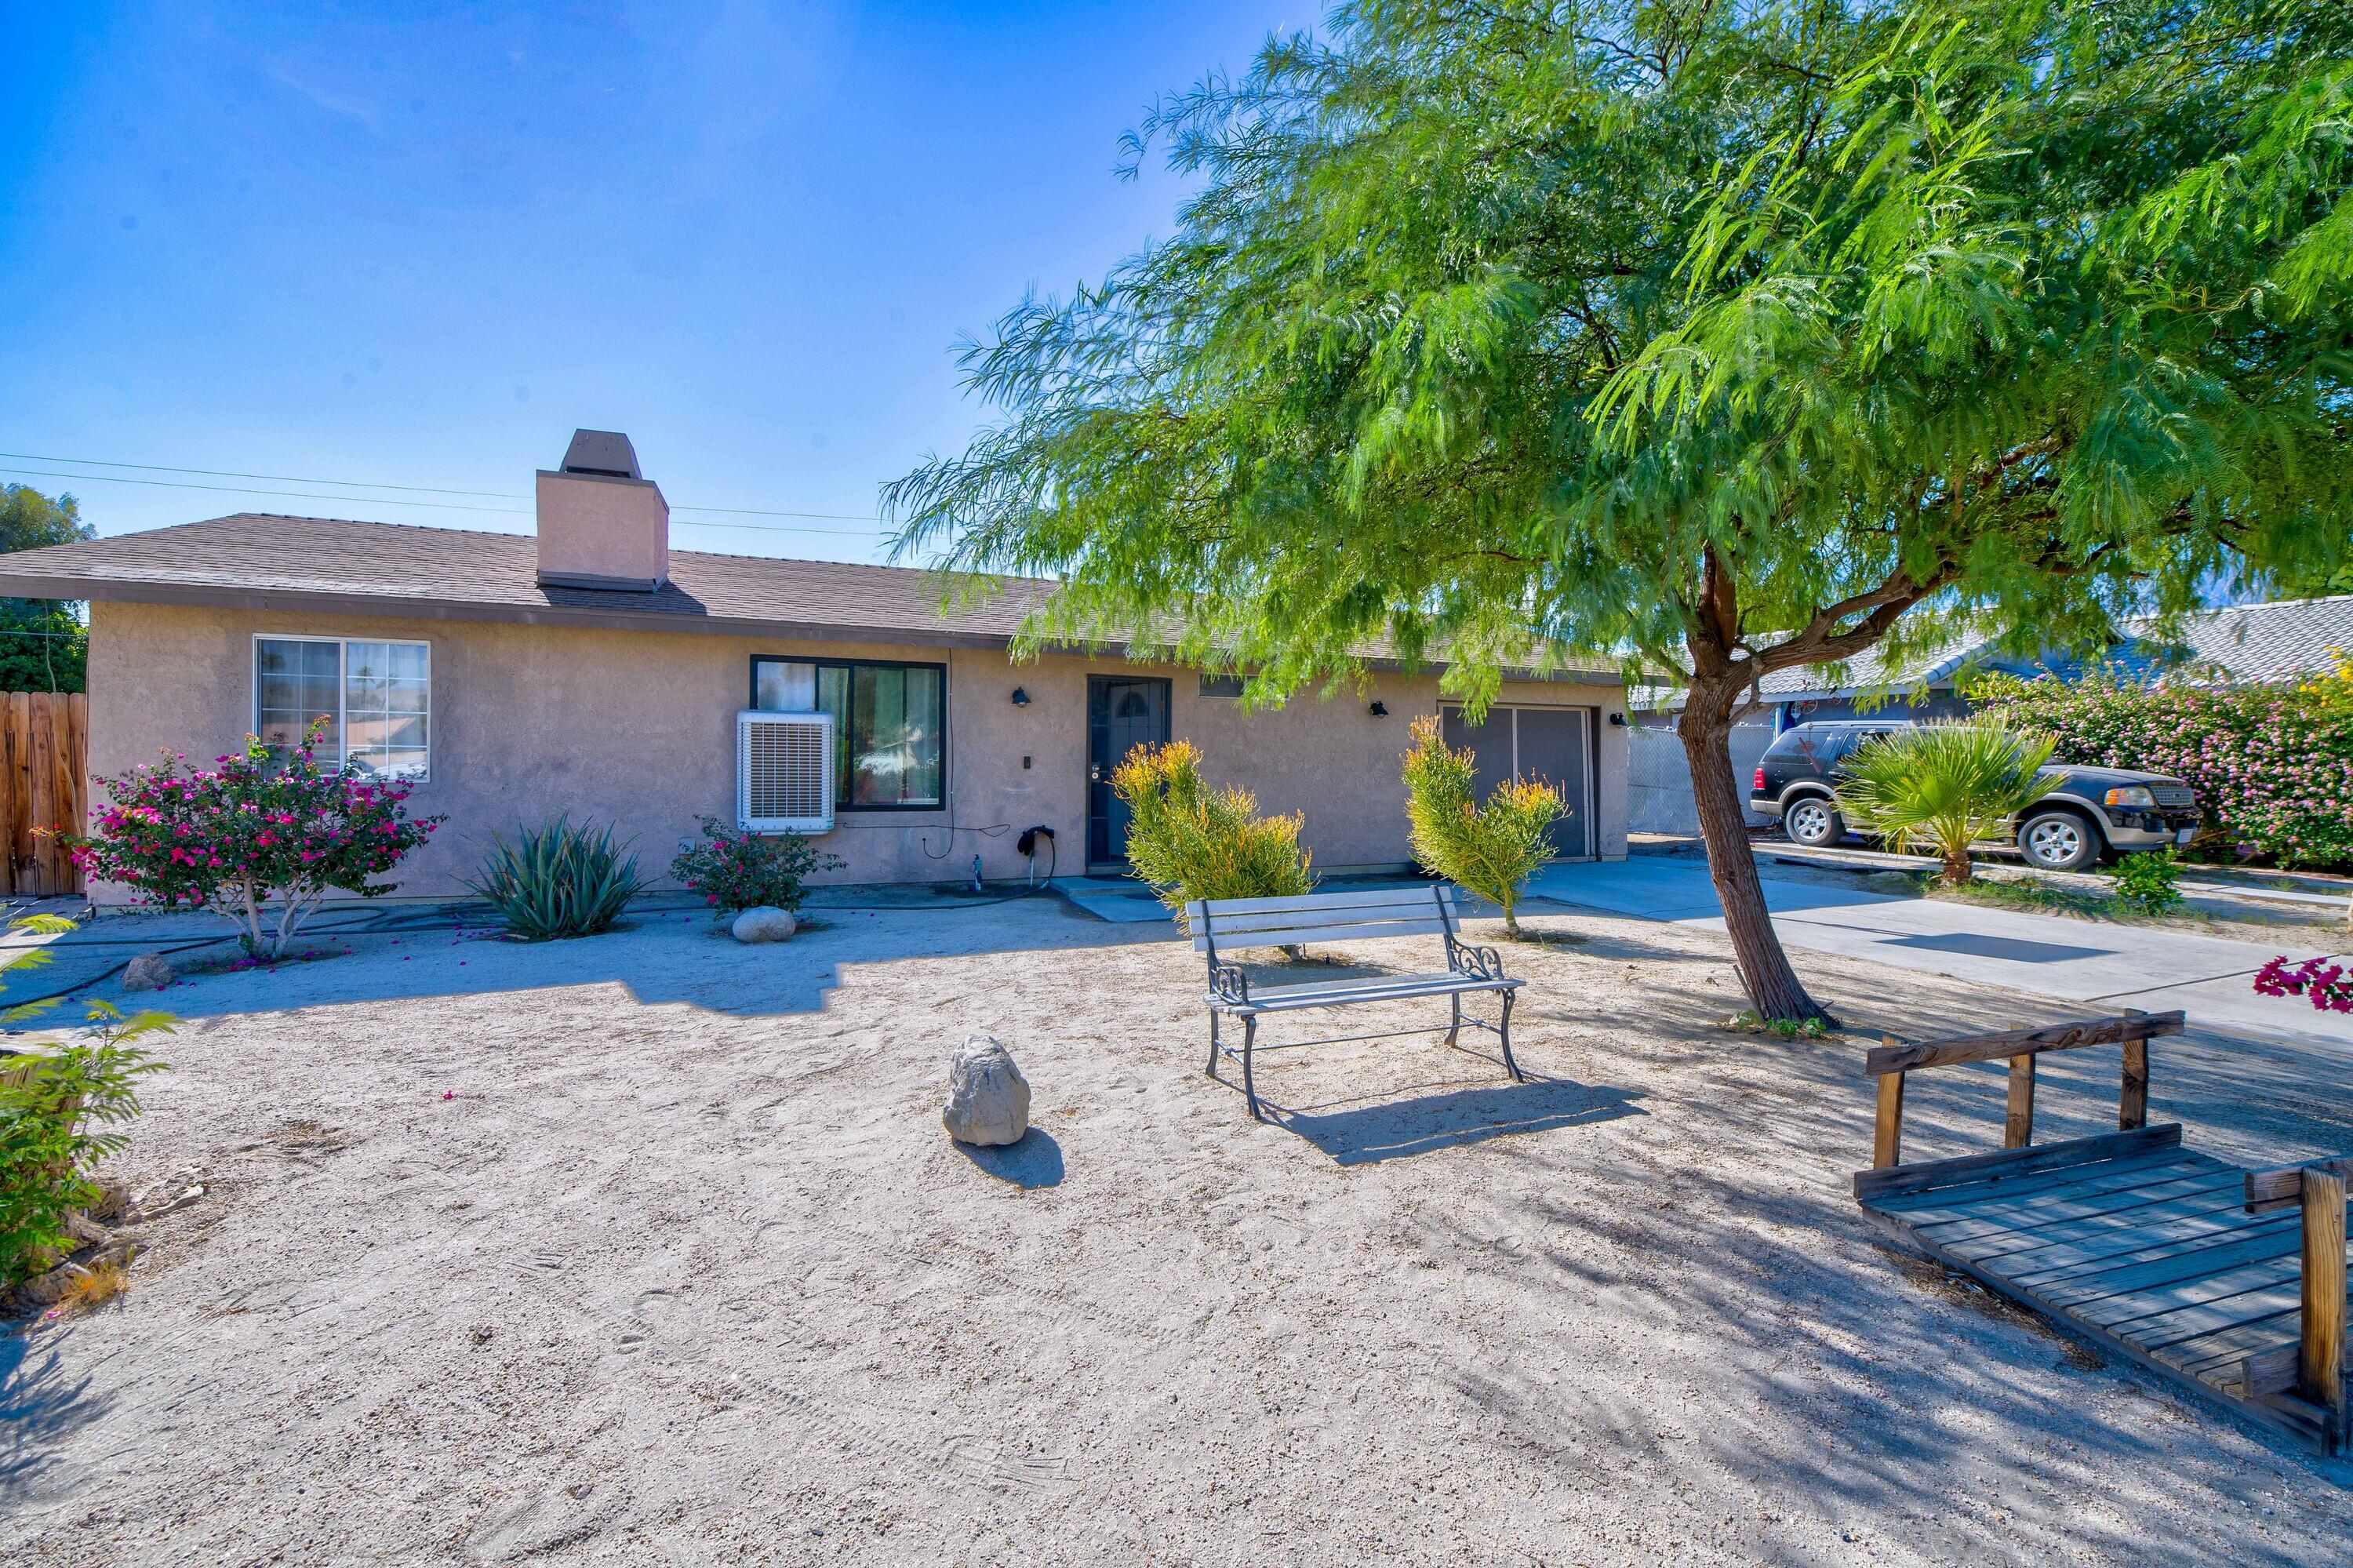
{"left": 2142, "top": 593, "right": 2353, "bottom": 683}
{"left": 1629, "top": 594, "right": 2353, "bottom": 711}
{"left": 0, "top": 512, "right": 1619, "bottom": 682}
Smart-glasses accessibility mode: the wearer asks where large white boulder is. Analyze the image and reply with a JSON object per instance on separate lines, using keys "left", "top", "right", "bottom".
{"left": 943, "top": 1035, "right": 1031, "bottom": 1147}
{"left": 731, "top": 906, "right": 797, "bottom": 944}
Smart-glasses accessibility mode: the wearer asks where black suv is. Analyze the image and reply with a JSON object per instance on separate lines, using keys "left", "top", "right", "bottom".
{"left": 1749, "top": 720, "right": 2200, "bottom": 871}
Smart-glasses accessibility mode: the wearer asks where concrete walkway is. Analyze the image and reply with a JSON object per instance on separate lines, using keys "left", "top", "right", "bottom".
{"left": 1526, "top": 858, "right": 2353, "bottom": 1056}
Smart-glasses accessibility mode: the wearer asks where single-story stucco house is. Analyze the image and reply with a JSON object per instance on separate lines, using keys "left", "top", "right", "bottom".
{"left": 0, "top": 431, "right": 1628, "bottom": 899}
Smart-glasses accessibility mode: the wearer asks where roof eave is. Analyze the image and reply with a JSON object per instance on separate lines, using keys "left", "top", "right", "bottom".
{"left": 32, "top": 575, "right": 1622, "bottom": 685}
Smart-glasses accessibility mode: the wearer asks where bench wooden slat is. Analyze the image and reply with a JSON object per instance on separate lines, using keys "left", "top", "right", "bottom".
{"left": 1220, "top": 973, "right": 1519, "bottom": 1014}
{"left": 1187, "top": 886, "right": 1454, "bottom": 918}
{"left": 1192, "top": 915, "right": 1452, "bottom": 951}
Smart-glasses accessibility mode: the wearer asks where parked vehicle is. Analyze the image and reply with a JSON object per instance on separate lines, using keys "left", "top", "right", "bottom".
{"left": 1748, "top": 720, "right": 2199, "bottom": 871}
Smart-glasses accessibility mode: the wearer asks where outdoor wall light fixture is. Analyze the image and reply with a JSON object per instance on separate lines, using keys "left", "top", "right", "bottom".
{"left": 1609, "top": 711, "right": 1627, "bottom": 726}
{"left": 1010, "top": 687, "right": 1031, "bottom": 707}
{"left": 1368, "top": 700, "right": 1389, "bottom": 716}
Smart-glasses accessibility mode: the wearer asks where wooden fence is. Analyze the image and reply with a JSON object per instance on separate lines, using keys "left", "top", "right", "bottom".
{"left": 0, "top": 692, "right": 87, "bottom": 897}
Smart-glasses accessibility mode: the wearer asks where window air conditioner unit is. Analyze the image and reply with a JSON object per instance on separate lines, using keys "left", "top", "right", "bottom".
{"left": 736, "top": 710, "right": 835, "bottom": 834}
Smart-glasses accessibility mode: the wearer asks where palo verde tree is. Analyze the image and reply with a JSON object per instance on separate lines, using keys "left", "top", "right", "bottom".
{"left": 889, "top": 0, "right": 2353, "bottom": 1022}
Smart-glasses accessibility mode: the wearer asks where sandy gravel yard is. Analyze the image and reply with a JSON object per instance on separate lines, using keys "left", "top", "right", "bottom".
{"left": 4, "top": 890, "right": 2351, "bottom": 1566}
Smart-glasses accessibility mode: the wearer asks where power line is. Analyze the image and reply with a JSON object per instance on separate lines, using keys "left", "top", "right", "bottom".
{"left": 1, "top": 450, "right": 890, "bottom": 523}
{"left": 0, "top": 452, "right": 524, "bottom": 500}
{"left": 2, "top": 467, "right": 530, "bottom": 515}
{"left": 0, "top": 466, "right": 896, "bottom": 540}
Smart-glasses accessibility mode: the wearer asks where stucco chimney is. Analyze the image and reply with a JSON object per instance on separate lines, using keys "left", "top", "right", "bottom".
{"left": 535, "top": 429, "right": 669, "bottom": 591}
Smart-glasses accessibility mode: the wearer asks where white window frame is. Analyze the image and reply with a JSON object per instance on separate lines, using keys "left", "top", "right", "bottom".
{"left": 251, "top": 633, "right": 433, "bottom": 781}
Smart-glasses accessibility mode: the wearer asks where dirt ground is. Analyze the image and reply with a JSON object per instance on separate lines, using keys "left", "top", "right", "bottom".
{"left": 4, "top": 891, "right": 2351, "bottom": 1566}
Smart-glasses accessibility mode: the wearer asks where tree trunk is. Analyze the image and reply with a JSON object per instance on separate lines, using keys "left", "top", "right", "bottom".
{"left": 1942, "top": 843, "right": 1973, "bottom": 886}
{"left": 1676, "top": 699, "right": 1833, "bottom": 1025}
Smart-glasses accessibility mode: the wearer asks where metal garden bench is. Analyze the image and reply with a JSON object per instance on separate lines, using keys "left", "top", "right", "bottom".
{"left": 1187, "top": 885, "right": 1523, "bottom": 1120}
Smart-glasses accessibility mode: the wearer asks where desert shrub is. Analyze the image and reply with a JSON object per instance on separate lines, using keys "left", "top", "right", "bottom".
{"left": 1400, "top": 716, "right": 1564, "bottom": 937}
{"left": 2112, "top": 849, "right": 2184, "bottom": 915}
{"left": 466, "top": 816, "right": 647, "bottom": 940}
{"left": 1111, "top": 740, "right": 1315, "bottom": 920}
{"left": 1833, "top": 719, "right": 2057, "bottom": 886}
{"left": 1973, "top": 661, "right": 2353, "bottom": 870}
{"left": 671, "top": 817, "right": 845, "bottom": 915}
{"left": 65, "top": 720, "right": 442, "bottom": 959}
{"left": 0, "top": 919, "right": 170, "bottom": 1287}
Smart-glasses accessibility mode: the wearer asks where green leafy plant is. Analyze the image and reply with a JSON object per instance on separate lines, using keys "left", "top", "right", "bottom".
{"left": 1400, "top": 716, "right": 1564, "bottom": 937}
{"left": 0, "top": 917, "right": 171, "bottom": 1287}
{"left": 1833, "top": 722, "right": 2058, "bottom": 886}
{"left": 66, "top": 719, "right": 443, "bottom": 958}
{"left": 1729, "top": 1010, "right": 1831, "bottom": 1040}
{"left": 2113, "top": 849, "right": 2185, "bottom": 916}
{"left": 670, "top": 817, "right": 845, "bottom": 915}
{"left": 1111, "top": 740, "right": 1315, "bottom": 922}
{"left": 466, "top": 816, "right": 647, "bottom": 940}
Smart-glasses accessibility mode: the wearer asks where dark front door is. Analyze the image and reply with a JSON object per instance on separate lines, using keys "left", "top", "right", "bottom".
{"left": 1438, "top": 704, "right": 1595, "bottom": 860}
{"left": 1087, "top": 675, "right": 1172, "bottom": 865}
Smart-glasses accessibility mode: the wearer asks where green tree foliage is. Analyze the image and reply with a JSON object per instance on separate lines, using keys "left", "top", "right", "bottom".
{"left": 0, "top": 917, "right": 170, "bottom": 1286}
{"left": 1833, "top": 720, "right": 2057, "bottom": 886}
{"left": 0, "top": 486, "right": 93, "bottom": 693}
{"left": 889, "top": 0, "right": 2353, "bottom": 1021}
{"left": 1400, "top": 716, "right": 1563, "bottom": 936}
{"left": 1111, "top": 740, "right": 1315, "bottom": 920}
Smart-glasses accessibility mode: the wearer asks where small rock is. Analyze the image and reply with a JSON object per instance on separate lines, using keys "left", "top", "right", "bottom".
{"left": 730, "top": 906, "right": 798, "bottom": 944}
{"left": 122, "top": 953, "right": 175, "bottom": 991}
{"left": 943, "top": 1035, "right": 1031, "bottom": 1147}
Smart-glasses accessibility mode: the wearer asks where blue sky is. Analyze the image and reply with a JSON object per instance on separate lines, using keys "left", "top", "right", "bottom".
{"left": 0, "top": 1, "right": 1298, "bottom": 564}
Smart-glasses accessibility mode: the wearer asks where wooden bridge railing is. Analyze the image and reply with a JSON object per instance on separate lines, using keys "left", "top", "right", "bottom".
{"left": 1864, "top": 1009, "right": 2186, "bottom": 1170}
{"left": 2242, "top": 1156, "right": 2351, "bottom": 1428}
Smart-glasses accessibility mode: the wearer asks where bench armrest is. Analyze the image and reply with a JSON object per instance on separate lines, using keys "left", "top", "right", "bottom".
{"left": 1446, "top": 934, "right": 1507, "bottom": 982}
{"left": 1208, "top": 962, "right": 1252, "bottom": 1006}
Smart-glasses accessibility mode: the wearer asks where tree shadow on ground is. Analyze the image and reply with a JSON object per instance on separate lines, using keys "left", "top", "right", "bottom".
{"left": 1256, "top": 1075, "right": 1647, "bottom": 1165}
{"left": 0, "top": 1327, "right": 103, "bottom": 1513}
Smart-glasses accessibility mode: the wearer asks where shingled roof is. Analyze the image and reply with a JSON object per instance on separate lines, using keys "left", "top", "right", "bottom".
{"left": 0, "top": 511, "right": 1621, "bottom": 682}
{"left": 0, "top": 513, "right": 1054, "bottom": 648}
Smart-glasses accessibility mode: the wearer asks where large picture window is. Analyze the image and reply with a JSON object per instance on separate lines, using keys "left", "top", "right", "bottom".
{"left": 751, "top": 657, "right": 943, "bottom": 809}
{"left": 254, "top": 636, "right": 431, "bottom": 779}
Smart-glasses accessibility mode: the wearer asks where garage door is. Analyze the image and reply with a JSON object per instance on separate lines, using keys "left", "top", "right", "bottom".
{"left": 1438, "top": 704, "right": 1595, "bottom": 859}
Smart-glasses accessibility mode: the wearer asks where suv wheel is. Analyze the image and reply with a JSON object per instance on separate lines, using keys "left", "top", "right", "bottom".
{"left": 2018, "top": 808, "right": 2100, "bottom": 872}
{"left": 1784, "top": 795, "right": 1844, "bottom": 847}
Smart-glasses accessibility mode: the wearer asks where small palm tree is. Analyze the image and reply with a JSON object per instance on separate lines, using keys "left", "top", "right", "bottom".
{"left": 1835, "top": 720, "right": 2057, "bottom": 886}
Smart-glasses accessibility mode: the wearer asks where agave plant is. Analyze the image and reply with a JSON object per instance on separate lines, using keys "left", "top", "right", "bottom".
{"left": 1834, "top": 720, "right": 2057, "bottom": 886}
{"left": 465, "top": 816, "right": 646, "bottom": 940}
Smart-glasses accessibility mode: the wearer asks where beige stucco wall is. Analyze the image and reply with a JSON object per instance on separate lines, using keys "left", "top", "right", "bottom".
{"left": 85, "top": 601, "right": 1625, "bottom": 898}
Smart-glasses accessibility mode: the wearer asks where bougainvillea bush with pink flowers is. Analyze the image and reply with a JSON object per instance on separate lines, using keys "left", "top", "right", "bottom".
{"left": 669, "top": 817, "right": 843, "bottom": 915}
{"left": 2253, "top": 956, "right": 2353, "bottom": 1014}
{"left": 1972, "top": 661, "right": 2353, "bottom": 870}
{"left": 66, "top": 722, "right": 444, "bottom": 959}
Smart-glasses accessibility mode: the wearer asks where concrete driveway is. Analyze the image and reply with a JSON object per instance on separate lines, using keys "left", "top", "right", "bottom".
{"left": 1526, "top": 858, "right": 2353, "bottom": 1055}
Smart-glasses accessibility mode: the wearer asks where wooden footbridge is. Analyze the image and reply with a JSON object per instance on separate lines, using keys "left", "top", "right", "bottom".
{"left": 1856, "top": 1010, "right": 2349, "bottom": 1455}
